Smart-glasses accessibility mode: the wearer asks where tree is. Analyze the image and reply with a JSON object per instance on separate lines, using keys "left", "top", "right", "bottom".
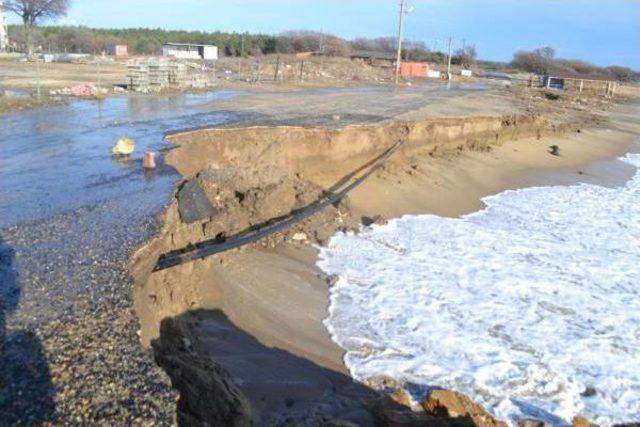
{"left": 4, "top": 0, "right": 70, "bottom": 55}
{"left": 512, "top": 46, "right": 556, "bottom": 74}
{"left": 454, "top": 45, "right": 477, "bottom": 68}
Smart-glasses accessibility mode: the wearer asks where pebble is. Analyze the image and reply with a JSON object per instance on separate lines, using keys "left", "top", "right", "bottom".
{"left": 1, "top": 200, "right": 177, "bottom": 424}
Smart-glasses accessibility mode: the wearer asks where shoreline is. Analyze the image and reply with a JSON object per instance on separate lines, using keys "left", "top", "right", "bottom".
{"left": 133, "top": 97, "right": 640, "bottom": 424}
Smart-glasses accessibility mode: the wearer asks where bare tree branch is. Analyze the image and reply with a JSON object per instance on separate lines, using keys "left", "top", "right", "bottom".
{"left": 3, "top": 0, "right": 69, "bottom": 54}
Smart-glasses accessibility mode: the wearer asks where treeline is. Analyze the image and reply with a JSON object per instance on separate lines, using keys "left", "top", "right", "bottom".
{"left": 8, "top": 25, "right": 277, "bottom": 56}
{"left": 512, "top": 47, "right": 639, "bottom": 82}
{"left": 7, "top": 25, "right": 461, "bottom": 63}
{"left": 7, "top": 25, "right": 637, "bottom": 81}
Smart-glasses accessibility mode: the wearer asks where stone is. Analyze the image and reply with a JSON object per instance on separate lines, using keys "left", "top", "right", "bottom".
{"left": 517, "top": 419, "right": 551, "bottom": 427}
{"left": 176, "top": 179, "right": 218, "bottom": 224}
{"left": 152, "top": 318, "right": 252, "bottom": 427}
{"left": 112, "top": 137, "right": 135, "bottom": 155}
{"left": 390, "top": 388, "right": 414, "bottom": 408}
{"left": 422, "top": 390, "right": 507, "bottom": 427}
{"left": 572, "top": 416, "right": 595, "bottom": 427}
{"left": 320, "top": 420, "right": 360, "bottom": 427}
{"left": 580, "top": 386, "right": 597, "bottom": 398}
{"left": 291, "top": 232, "right": 308, "bottom": 242}
{"left": 361, "top": 215, "right": 384, "bottom": 227}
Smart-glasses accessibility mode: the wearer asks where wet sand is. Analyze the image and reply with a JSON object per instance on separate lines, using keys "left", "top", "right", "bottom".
{"left": 173, "top": 126, "right": 639, "bottom": 377}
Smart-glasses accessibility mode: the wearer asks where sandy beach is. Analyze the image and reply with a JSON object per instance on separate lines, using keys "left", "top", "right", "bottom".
{"left": 132, "top": 84, "right": 640, "bottom": 425}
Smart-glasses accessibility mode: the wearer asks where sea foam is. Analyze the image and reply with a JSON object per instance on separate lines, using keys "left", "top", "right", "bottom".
{"left": 318, "top": 154, "right": 640, "bottom": 426}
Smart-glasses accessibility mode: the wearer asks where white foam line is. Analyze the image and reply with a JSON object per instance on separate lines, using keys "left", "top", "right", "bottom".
{"left": 319, "top": 153, "right": 640, "bottom": 426}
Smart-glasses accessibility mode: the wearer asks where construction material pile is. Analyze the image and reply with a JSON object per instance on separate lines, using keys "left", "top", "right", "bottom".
{"left": 127, "top": 59, "right": 212, "bottom": 92}
{"left": 50, "top": 84, "right": 107, "bottom": 98}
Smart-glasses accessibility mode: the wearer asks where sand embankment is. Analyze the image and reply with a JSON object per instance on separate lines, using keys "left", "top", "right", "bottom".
{"left": 131, "top": 101, "right": 639, "bottom": 425}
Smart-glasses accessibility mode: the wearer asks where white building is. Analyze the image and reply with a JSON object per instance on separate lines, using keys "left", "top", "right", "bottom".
{"left": 162, "top": 43, "right": 218, "bottom": 60}
{"left": 0, "top": 1, "right": 9, "bottom": 51}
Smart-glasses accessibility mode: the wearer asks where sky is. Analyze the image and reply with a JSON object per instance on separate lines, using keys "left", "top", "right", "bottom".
{"left": 6, "top": 0, "right": 640, "bottom": 68}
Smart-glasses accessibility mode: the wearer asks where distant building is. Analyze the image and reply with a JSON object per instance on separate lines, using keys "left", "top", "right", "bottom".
{"left": 0, "top": 1, "right": 9, "bottom": 51}
{"left": 110, "top": 44, "right": 128, "bottom": 57}
{"left": 162, "top": 43, "right": 218, "bottom": 60}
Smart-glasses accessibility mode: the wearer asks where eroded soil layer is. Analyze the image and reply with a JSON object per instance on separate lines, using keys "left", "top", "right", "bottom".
{"left": 132, "top": 105, "right": 638, "bottom": 425}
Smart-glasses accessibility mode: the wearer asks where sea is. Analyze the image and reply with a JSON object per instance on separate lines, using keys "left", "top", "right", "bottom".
{"left": 318, "top": 153, "right": 640, "bottom": 426}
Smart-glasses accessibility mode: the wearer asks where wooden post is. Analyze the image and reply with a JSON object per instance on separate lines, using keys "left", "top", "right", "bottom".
{"left": 274, "top": 55, "right": 280, "bottom": 82}
{"left": 299, "top": 60, "right": 305, "bottom": 82}
{"left": 579, "top": 80, "right": 584, "bottom": 93}
{"left": 97, "top": 60, "right": 102, "bottom": 88}
{"left": 446, "top": 36, "right": 453, "bottom": 80}
{"left": 611, "top": 82, "right": 617, "bottom": 97}
{"left": 36, "top": 58, "right": 41, "bottom": 99}
{"left": 546, "top": 76, "right": 551, "bottom": 89}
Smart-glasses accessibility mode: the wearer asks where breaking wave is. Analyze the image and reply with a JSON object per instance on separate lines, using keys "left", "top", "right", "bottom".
{"left": 318, "top": 154, "right": 640, "bottom": 426}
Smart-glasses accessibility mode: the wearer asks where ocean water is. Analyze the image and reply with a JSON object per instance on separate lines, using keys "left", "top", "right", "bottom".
{"left": 318, "top": 154, "right": 640, "bottom": 426}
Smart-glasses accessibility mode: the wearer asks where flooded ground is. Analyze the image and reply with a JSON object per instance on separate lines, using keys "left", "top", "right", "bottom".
{"left": 0, "top": 91, "right": 246, "bottom": 227}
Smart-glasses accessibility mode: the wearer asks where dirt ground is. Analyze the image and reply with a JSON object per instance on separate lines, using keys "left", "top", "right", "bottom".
{"left": 0, "top": 55, "right": 391, "bottom": 93}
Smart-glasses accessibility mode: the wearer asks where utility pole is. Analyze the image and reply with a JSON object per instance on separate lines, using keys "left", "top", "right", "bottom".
{"left": 446, "top": 36, "right": 453, "bottom": 81}
{"left": 394, "top": 0, "right": 406, "bottom": 85}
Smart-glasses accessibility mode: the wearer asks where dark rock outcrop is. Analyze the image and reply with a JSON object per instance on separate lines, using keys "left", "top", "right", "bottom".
{"left": 152, "top": 318, "right": 252, "bottom": 427}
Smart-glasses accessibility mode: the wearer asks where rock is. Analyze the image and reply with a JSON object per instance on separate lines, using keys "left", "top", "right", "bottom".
{"left": 112, "top": 137, "right": 136, "bottom": 156}
{"left": 326, "top": 274, "right": 339, "bottom": 287}
{"left": 368, "top": 395, "right": 470, "bottom": 427}
{"left": 517, "top": 419, "right": 551, "bottom": 427}
{"left": 291, "top": 232, "right": 308, "bottom": 242}
{"left": 572, "top": 416, "right": 595, "bottom": 427}
{"left": 580, "top": 386, "right": 597, "bottom": 398}
{"left": 320, "top": 420, "right": 360, "bottom": 427}
{"left": 152, "top": 318, "right": 252, "bottom": 427}
{"left": 361, "top": 215, "right": 383, "bottom": 227}
{"left": 50, "top": 83, "right": 103, "bottom": 98}
{"left": 422, "top": 390, "right": 507, "bottom": 427}
{"left": 390, "top": 388, "right": 414, "bottom": 408}
{"left": 548, "top": 145, "right": 560, "bottom": 156}
{"left": 176, "top": 179, "right": 218, "bottom": 224}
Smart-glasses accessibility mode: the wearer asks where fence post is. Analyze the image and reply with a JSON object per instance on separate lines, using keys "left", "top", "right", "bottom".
{"left": 299, "top": 60, "right": 305, "bottom": 82}
{"left": 252, "top": 59, "right": 261, "bottom": 83}
{"left": 274, "top": 55, "right": 280, "bottom": 82}
{"left": 579, "top": 80, "right": 584, "bottom": 93}
{"left": 36, "top": 58, "right": 41, "bottom": 99}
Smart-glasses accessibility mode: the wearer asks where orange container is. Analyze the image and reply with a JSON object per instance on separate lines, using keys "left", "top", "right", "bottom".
{"left": 142, "top": 151, "right": 156, "bottom": 169}
{"left": 400, "top": 62, "right": 430, "bottom": 77}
